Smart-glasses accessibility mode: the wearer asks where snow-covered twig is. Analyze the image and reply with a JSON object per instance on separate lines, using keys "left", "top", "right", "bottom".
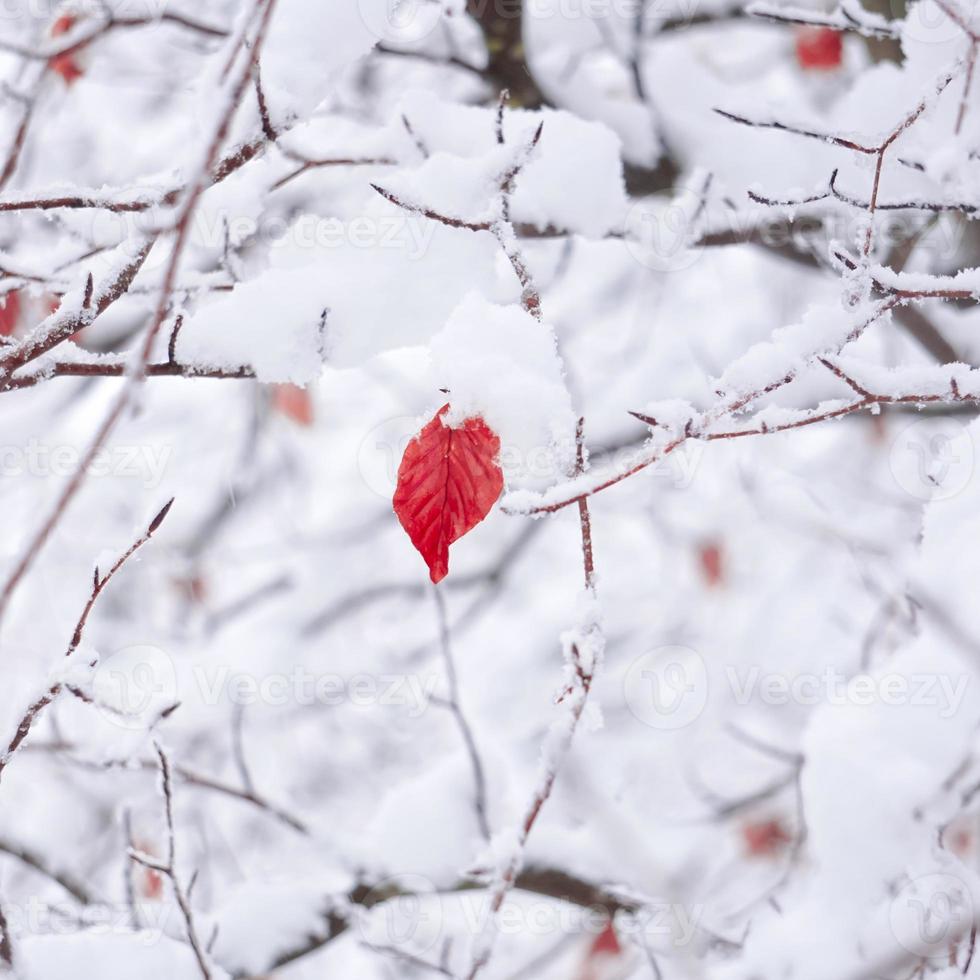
{"left": 253, "top": 864, "right": 642, "bottom": 977}
{"left": 492, "top": 112, "right": 544, "bottom": 320}
{"left": 465, "top": 420, "right": 604, "bottom": 980}
{"left": 828, "top": 168, "right": 978, "bottom": 215}
{"left": 4, "top": 357, "right": 258, "bottom": 390}
{"left": 501, "top": 301, "right": 980, "bottom": 515}
{"left": 0, "top": 498, "right": 174, "bottom": 784}
{"left": 933, "top": 0, "right": 979, "bottom": 133}
{"left": 374, "top": 117, "right": 545, "bottom": 320}
{"left": 720, "top": 69, "right": 957, "bottom": 257}
{"left": 833, "top": 249, "right": 980, "bottom": 300}
{"left": 30, "top": 743, "right": 309, "bottom": 835}
{"left": 0, "top": 836, "right": 94, "bottom": 905}
{"left": 129, "top": 744, "right": 214, "bottom": 980}
{"left": 0, "top": 0, "right": 279, "bottom": 626}
{"left": 747, "top": 0, "right": 901, "bottom": 39}
{"left": 0, "top": 9, "right": 227, "bottom": 63}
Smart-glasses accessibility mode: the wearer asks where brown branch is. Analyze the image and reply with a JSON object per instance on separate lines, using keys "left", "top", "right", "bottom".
{"left": 0, "top": 901, "right": 12, "bottom": 970}
{"left": 828, "top": 168, "right": 977, "bottom": 214}
{"left": 253, "top": 64, "right": 277, "bottom": 143}
{"left": 0, "top": 74, "right": 43, "bottom": 192}
{"left": 0, "top": 241, "right": 153, "bottom": 385}
{"left": 510, "top": 299, "right": 980, "bottom": 516}
{"left": 253, "top": 865, "right": 642, "bottom": 977}
{"left": 0, "top": 687, "right": 60, "bottom": 786}
{"left": 370, "top": 183, "right": 492, "bottom": 232}
{"left": 68, "top": 498, "right": 174, "bottom": 657}
{"left": 713, "top": 108, "right": 877, "bottom": 153}
{"left": 747, "top": 2, "right": 901, "bottom": 38}
{"left": 832, "top": 248, "right": 978, "bottom": 301}
{"left": 5, "top": 360, "right": 257, "bottom": 391}
{"left": 374, "top": 44, "right": 485, "bottom": 79}
{"left": 0, "top": 10, "right": 228, "bottom": 62}
{"left": 747, "top": 186, "right": 830, "bottom": 208}
{"left": 29, "top": 742, "right": 308, "bottom": 835}
{"left": 270, "top": 155, "right": 396, "bottom": 192}
{"left": 0, "top": 836, "right": 95, "bottom": 904}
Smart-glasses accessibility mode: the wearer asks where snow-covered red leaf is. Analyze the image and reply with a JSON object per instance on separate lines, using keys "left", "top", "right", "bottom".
{"left": 272, "top": 383, "right": 314, "bottom": 427}
{"left": 393, "top": 403, "right": 503, "bottom": 584}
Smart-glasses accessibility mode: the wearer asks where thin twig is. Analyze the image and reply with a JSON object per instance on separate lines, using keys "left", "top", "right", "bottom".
{"left": 137, "top": 743, "right": 213, "bottom": 980}
{"left": 432, "top": 587, "right": 491, "bottom": 842}
{"left": 0, "top": 499, "right": 174, "bottom": 785}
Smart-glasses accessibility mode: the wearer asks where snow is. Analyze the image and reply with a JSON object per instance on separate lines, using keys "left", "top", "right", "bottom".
{"left": 430, "top": 294, "right": 577, "bottom": 490}
{"left": 261, "top": 0, "right": 385, "bottom": 122}
{"left": 174, "top": 271, "right": 326, "bottom": 384}
{"left": 211, "top": 876, "right": 347, "bottom": 975}
{"left": 715, "top": 300, "right": 884, "bottom": 398}
{"left": 3, "top": 3, "right": 980, "bottom": 980}
{"left": 394, "top": 93, "right": 629, "bottom": 236}
{"left": 17, "top": 932, "right": 228, "bottom": 980}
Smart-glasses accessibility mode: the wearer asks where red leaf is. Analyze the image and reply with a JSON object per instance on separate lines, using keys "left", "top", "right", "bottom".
{"left": 590, "top": 922, "right": 621, "bottom": 956}
{"left": 49, "top": 15, "right": 84, "bottom": 84}
{"left": 577, "top": 923, "right": 624, "bottom": 980}
{"left": 272, "top": 383, "right": 314, "bottom": 427}
{"left": 795, "top": 27, "right": 843, "bottom": 70}
{"left": 0, "top": 291, "right": 21, "bottom": 337}
{"left": 393, "top": 404, "right": 503, "bottom": 584}
{"left": 132, "top": 839, "right": 164, "bottom": 899}
{"left": 698, "top": 540, "right": 724, "bottom": 588}
{"left": 742, "top": 818, "right": 792, "bottom": 858}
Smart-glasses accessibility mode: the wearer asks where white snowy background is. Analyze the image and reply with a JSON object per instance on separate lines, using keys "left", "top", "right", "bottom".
{"left": 0, "top": 0, "right": 978, "bottom": 978}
